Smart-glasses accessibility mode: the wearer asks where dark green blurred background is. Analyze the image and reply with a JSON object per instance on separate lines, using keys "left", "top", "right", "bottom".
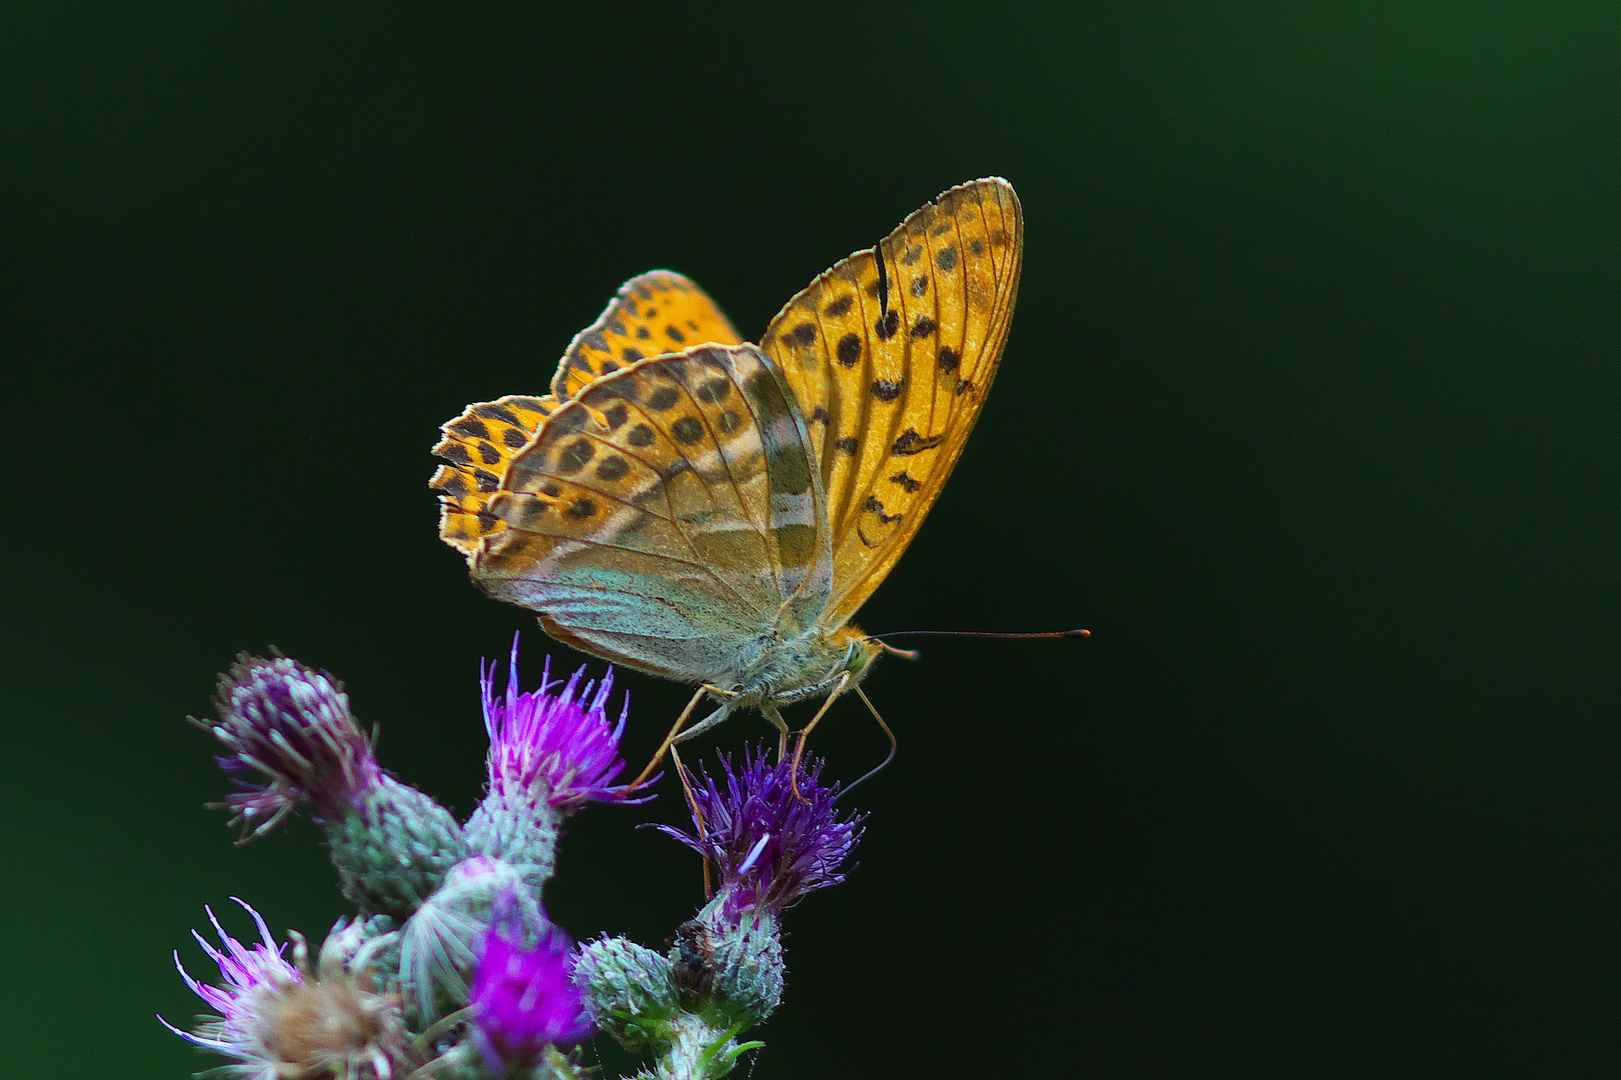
{"left": 4, "top": 2, "right": 1618, "bottom": 1076}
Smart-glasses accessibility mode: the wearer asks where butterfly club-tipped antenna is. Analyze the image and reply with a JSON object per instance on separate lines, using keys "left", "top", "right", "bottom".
{"left": 786, "top": 628, "right": 1089, "bottom": 804}
{"left": 867, "top": 628, "right": 1092, "bottom": 644}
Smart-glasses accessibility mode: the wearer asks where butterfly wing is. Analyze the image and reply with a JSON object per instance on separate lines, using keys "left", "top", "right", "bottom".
{"left": 552, "top": 271, "right": 743, "bottom": 401}
{"left": 435, "top": 343, "right": 831, "bottom": 684}
{"left": 762, "top": 177, "right": 1023, "bottom": 626}
{"left": 432, "top": 270, "right": 742, "bottom": 555}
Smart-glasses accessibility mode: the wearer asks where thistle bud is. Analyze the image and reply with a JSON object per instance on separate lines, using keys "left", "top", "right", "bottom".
{"left": 198, "top": 653, "right": 466, "bottom": 917}
{"left": 574, "top": 935, "right": 680, "bottom": 1051}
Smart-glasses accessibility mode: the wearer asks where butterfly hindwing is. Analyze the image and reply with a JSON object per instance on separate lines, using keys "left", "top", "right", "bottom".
{"left": 763, "top": 177, "right": 1023, "bottom": 625}
{"left": 462, "top": 344, "right": 832, "bottom": 682}
{"left": 552, "top": 271, "right": 744, "bottom": 403}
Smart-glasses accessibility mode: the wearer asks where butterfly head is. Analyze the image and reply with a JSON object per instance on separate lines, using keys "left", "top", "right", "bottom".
{"left": 829, "top": 627, "right": 884, "bottom": 684}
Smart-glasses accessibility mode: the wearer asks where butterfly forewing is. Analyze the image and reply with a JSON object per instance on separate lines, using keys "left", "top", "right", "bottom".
{"left": 552, "top": 271, "right": 744, "bottom": 402}
{"left": 462, "top": 344, "right": 832, "bottom": 683}
{"left": 763, "top": 177, "right": 1023, "bottom": 626}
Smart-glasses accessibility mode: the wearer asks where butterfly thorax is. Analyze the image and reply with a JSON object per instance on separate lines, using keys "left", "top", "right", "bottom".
{"left": 722, "top": 625, "right": 881, "bottom": 710}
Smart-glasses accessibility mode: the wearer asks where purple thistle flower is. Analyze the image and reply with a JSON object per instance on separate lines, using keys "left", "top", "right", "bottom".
{"left": 654, "top": 747, "right": 864, "bottom": 919}
{"left": 163, "top": 899, "right": 302, "bottom": 1043}
{"left": 481, "top": 635, "right": 652, "bottom": 813}
{"left": 161, "top": 899, "right": 415, "bottom": 1080}
{"left": 469, "top": 917, "right": 594, "bottom": 1069}
{"left": 196, "top": 654, "right": 382, "bottom": 837}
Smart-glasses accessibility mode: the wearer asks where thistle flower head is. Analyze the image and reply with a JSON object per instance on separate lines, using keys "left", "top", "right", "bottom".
{"left": 197, "top": 653, "right": 382, "bottom": 837}
{"left": 481, "top": 635, "right": 651, "bottom": 813}
{"left": 468, "top": 911, "right": 594, "bottom": 1070}
{"left": 654, "top": 747, "right": 864, "bottom": 919}
{"left": 161, "top": 898, "right": 416, "bottom": 1080}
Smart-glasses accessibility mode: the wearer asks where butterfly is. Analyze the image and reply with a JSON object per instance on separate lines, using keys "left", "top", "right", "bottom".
{"left": 430, "top": 177, "right": 1023, "bottom": 762}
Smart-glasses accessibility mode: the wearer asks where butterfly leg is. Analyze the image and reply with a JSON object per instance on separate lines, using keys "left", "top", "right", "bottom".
{"left": 669, "top": 745, "right": 715, "bottom": 901}
{"left": 760, "top": 704, "right": 792, "bottom": 762}
{"left": 627, "top": 684, "right": 731, "bottom": 791}
{"left": 788, "top": 671, "right": 853, "bottom": 802}
{"left": 671, "top": 700, "right": 734, "bottom": 743}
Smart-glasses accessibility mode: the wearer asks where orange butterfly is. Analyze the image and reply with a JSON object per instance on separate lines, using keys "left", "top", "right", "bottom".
{"left": 431, "top": 178, "right": 1022, "bottom": 767}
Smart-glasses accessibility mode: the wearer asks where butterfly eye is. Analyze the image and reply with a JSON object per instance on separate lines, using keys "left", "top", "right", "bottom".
{"left": 838, "top": 639, "right": 876, "bottom": 678}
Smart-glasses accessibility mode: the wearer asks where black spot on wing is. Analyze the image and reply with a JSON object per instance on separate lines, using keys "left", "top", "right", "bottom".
{"left": 695, "top": 378, "right": 732, "bottom": 403}
{"left": 836, "top": 333, "right": 861, "bottom": 367}
{"left": 473, "top": 403, "right": 522, "bottom": 426}
{"left": 871, "top": 379, "right": 904, "bottom": 402}
{"left": 556, "top": 439, "right": 594, "bottom": 474}
{"left": 862, "top": 495, "right": 902, "bottom": 524}
{"left": 671, "top": 416, "right": 705, "bottom": 445}
{"left": 434, "top": 443, "right": 473, "bottom": 466}
{"left": 892, "top": 428, "right": 943, "bottom": 456}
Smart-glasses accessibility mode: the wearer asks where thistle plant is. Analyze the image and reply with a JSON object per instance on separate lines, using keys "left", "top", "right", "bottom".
{"left": 169, "top": 638, "right": 864, "bottom": 1080}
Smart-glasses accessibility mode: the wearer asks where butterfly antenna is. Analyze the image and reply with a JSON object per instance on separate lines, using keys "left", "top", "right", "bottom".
{"left": 837, "top": 685, "right": 897, "bottom": 801}
{"left": 869, "top": 628, "right": 1091, "bottom": 641}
